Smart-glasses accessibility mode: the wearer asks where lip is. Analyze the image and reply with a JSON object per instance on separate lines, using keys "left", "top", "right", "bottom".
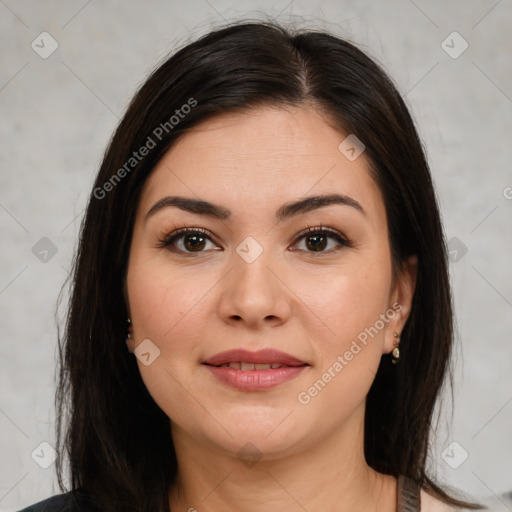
{"left": 202, "top": 348, "right": 307, "bottom": 367}
{"left": 202, "top": 348, "right": 309, "bottom": 391}
{"left": 204, "top": 365, "right": 307, "bottom": 391}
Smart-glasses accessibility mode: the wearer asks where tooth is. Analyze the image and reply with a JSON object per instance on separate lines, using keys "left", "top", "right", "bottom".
{"left": 254, "top": 363, "right": 271, "bottom": 370}
{"left": 219, "top": 362, "right": 285, "bottom": 370}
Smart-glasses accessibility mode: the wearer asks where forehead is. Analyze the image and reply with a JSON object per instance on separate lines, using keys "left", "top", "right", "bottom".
{"left": 138, "top": 105, "right": 384, "bottom": 221}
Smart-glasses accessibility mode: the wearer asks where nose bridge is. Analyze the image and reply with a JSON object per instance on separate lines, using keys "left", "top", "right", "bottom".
{"left": 235, "top": 244, "right": 273, "bottom": 291}
{"left": 218, "top": 236, "right": 290, "bottom": 326}
{"left": 233, "top": 239, "right": 278, "bottom": 302}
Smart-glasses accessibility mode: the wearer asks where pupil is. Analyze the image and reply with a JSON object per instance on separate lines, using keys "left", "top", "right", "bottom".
{"left": 185, "top": 235, "right": 206, "bottom": 251}
{"left": 307, "top": 234, "right": 327, "bottom": 251}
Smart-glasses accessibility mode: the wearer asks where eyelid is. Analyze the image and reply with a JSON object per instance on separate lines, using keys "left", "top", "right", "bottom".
{"left": 295, "top": 224, "right": 345, "bottom": 240}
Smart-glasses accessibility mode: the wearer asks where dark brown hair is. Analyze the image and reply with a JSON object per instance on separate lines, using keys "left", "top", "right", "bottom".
{"left": 54, "top": 19, "right": 482, "bottom": 511}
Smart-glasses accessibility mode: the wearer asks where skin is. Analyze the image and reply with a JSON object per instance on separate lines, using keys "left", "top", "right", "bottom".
{"left": 125, "top": 104, "right": 419, "bottom": 511}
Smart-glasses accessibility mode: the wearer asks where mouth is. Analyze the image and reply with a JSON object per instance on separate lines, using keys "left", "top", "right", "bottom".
{"left": 202, "top": 348, "right": 309, "bottom": 391}
{"left": 208, "top": 362, "right": 304, "bottom": 370}
{"left": 202, "top": 348, "right": 309, "bottom": 368}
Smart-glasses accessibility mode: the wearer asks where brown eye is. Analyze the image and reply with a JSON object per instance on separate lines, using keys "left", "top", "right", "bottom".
{"left": 158, "top": 228, "right": 219, "bottom": 254}
{"left": 293, "top": 227, "right": 351, "bottom": 255}
{"left": 182, "top": 234, "right": 207, "bottom": 252}
{"left": 305, "top": 233, "right": 328, "bottom": 251}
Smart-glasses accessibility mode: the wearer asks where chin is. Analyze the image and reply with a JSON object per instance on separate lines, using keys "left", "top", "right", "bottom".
{"left": 186, "top": 411, "right": 305, "bottom": 458}
{"left": 216, "top": 431, "right": 304, "bottom": 463}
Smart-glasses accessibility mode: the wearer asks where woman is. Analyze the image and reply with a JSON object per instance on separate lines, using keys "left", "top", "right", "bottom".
{"left": 19, "top": 20, "right": 484, "bottom": 512}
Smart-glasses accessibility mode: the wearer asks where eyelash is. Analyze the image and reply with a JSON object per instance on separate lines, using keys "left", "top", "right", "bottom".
{"left": 156, "top": 223, "right": 353, "bottom": 257}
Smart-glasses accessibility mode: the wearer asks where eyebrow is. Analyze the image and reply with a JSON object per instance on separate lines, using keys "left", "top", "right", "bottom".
{"left": 145, "top": 193, "right": 365, "bottom": 223}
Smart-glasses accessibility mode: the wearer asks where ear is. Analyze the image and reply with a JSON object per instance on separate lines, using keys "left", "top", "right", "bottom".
{"left": 382, "top": 254, "right": 418, "bottom": 354}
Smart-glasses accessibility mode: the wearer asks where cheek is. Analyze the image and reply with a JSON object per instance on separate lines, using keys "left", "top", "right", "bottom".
{"left": 294, "top": 258, "right": 392, "bottom": 347}
{"left": 127, "top": 256, "right": 207, "bottom": 342}
{"left": 293, "top": 267, "right": 391, "bottom": 418}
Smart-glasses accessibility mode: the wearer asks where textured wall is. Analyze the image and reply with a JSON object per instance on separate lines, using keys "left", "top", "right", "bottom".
{"left": 1, "top": 0, "right": 511, "bottom": 510}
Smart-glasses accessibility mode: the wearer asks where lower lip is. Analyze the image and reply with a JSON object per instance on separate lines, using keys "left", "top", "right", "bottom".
{"left": 203, "top": 364, "right": 307, "bottom": 391}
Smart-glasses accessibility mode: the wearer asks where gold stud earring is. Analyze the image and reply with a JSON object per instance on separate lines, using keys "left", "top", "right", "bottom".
{"left": 392, "top": 331, "right": 400, "bottom": 364}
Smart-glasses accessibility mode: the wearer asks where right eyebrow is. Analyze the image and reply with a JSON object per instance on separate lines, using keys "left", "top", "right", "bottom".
{"left": 145, "top": 196, "right": 231, "bottom": 221}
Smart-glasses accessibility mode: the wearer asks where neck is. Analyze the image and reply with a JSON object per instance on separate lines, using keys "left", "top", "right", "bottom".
{"left": 167, "top": 404, "right": 397, "bottom": 512}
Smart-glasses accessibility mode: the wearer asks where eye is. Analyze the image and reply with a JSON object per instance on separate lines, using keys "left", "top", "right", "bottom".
{"left": 157, "top": 224, "right": 352, "bottom": 256}
{"left": 292, "top": 225, "right": 352, "bottom": 255}
{"left": 157, "top": 227, "right": 220, "bottom": 254}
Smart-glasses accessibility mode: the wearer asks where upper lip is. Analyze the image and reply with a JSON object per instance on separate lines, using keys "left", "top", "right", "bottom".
{"left": 203, "top": 349, "right": 308, "bottom": 367}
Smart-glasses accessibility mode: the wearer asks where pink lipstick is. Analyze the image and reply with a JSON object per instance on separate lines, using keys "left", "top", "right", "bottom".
{"left": 202, "top": 348, "right": 309, "bottom": 391}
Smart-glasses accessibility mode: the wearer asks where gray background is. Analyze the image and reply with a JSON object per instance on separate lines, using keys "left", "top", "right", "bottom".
{"left": 1, "top": 0, "right": 511, "bottom": 510}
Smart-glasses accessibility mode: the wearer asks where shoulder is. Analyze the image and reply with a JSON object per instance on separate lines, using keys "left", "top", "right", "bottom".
{"left": 17, "top": 492, "right": 73, "bottom": 512}
{"left": 17, "top": 489, "right": 100, "bottom": 512}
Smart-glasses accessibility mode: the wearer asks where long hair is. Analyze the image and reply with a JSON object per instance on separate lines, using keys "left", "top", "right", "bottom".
{"left": 55, "top": 19, "right": 481, "bottom": 511}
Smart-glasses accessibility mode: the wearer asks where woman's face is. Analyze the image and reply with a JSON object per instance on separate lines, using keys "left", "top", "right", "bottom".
{"left": 126, "top": 105, "right": 416, "bottom": 461}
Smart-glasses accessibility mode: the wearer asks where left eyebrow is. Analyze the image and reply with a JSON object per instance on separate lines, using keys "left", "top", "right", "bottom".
{"left": 144, "top": 193, "right": 366, "bottom": 223}
{"left": 275, "top": 193, "right": 366, "bottom": 221}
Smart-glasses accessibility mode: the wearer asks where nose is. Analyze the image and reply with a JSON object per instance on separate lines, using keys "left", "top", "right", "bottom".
{"left": 217, "top": 247, "right": 292, "bottom": 329}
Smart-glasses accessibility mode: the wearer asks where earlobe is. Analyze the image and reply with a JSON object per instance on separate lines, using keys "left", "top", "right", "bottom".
{"left": 391, "top": 331, "right": 401, "bottom": 364}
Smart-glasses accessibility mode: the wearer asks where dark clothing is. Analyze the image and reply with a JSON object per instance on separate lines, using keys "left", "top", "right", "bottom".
{"left": 18, "top": 474, "right": 421, "bottom": 511}
{"left": 17, "top": 488, "right": 99, "bottom": 512}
